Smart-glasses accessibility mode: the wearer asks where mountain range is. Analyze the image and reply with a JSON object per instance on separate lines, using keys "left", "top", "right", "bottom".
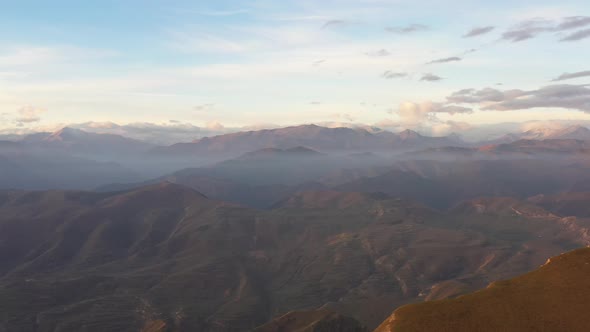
{"left": 490, "top": 125, "right": 590, "bottom": 144}
{"left": 150, "top": 125, "right": 463, "bottom": 157}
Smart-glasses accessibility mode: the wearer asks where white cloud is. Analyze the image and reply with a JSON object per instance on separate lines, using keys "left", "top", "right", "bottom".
{"left": 15, "top": 105, "right": 46, "bottom": 126}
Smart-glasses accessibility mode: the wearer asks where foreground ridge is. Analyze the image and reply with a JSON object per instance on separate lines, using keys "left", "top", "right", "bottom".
{"left": 375, "top": 247, "right": 590, "bottom": 332}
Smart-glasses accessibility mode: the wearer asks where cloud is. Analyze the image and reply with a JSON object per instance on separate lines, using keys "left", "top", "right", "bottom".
{"left": 397, "top": 101, "right": 472, "bottom": 124}
{"left": 552, "top": 70, "right": 590, "bottom": 81}
{"left": 393, "top": 101, "right": 473, "bottom": 134}
{"left": 322, "top": 20, "right": 349, "bottom": 29}
{"left": 557, "top": 16, "right": 590, "bottom": 30}
{"left": 502, "top": 16, "right": 590, "bottom": 42}
{"left": 382, "top": 70, "right": 407, "bottom": 79}
{"left": 206, "top": 121, "right": 225, "bottom": 131}
{"left": 312, "top": 59, "right": 326, "bottom": 66}
{"left": 366, "top": 49, "right": 391, "bottom": 57}
{"left": 420, "top": 73, "right": 443, "bottom": 82}
{"left": 502, "top": 18, "right": 555, "bottom": 42}
{"left": 430, "top": 120, "right": 472, "bottom": 136}
{"left": 448, "top": 84, "right": 590, "bottom": 113}
{"left": 463, "top": 26, "right": 495, "bottom": 38}
{"left": 447, "top": 87, "right": 523, "bottom": 104}
{"left": 15, "top": 106, "right": 45, "bottom": 126}
{"left": 427, "top": 56, "right": 462, "bottom": 64}
{"left": 195, "top": 103, "right": 215, "bottom": 112}
{"left": 560, "top": 28, "right": 590, "bottom": 41}
{"left": 385, "top": 24, "right": 428, "bottom": 34}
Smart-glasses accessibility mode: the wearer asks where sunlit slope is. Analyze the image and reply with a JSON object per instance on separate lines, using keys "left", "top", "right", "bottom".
{"left": 376, "top": 247, "right": 590, "bottom": 332}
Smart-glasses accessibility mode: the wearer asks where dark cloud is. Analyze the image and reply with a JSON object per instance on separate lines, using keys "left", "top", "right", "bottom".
{"left": 427, "top": 57, "right": 462, "bottom": 64}
{"left": 463, "top": 26, "right": 495, "bottom": 38}
{"left": 366, "top": 49, "right": 391, "bottom": 57}
{"left": 420, "top": 73, "right": 443, "bottom": 82}
{"left": 447, "top": 84, "right": 590, "bottom": 112}
{"left": 382, "top": 70, "right": 407, "bottom": 79}
{"left": 557, "top": 16, "right": 590, "bottom": 30}
{"left": 552, "top": 70, "right": 590, "bottom": 81}
{"left": 322, "top": 20, "right": 349, "bottom": 29}
{"left": 385, "top": 24, "right": 428, "bottom": 34}
{"left": 560, "top": 28, "right": 590, "bottom": 41}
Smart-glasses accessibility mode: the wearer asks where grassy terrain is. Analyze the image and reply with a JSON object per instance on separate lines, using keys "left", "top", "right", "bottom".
{"left": 376, "top": 247, "right": 590, "bottom": 332}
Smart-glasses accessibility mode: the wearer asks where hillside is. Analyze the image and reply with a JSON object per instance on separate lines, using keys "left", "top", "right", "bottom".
{"left": 1, "top": 185, "right": 590, "bottom": 330}
{"left": 376, "top": 247, "right": 590, "bottom": 332}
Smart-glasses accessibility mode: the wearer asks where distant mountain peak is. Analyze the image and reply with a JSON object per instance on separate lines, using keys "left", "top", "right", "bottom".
{"left": 46, "top": 127, "right": 89, "bottom": 141}
{"left": 398, "top": 129, "right": 422, "bottom": 140}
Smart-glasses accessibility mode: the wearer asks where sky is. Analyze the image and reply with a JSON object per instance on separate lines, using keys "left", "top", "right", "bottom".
{"left": 1, "top": 0, "right": 590, "bottom": 137}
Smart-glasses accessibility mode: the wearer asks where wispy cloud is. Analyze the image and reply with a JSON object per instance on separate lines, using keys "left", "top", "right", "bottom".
{"left": 312, "top": 59, "right": 326, "bottom": 66}
{"left": 463, "top": 26, "right": 495, "bottom": 38}
{"left": 502, "top": 16, "right": 590, "bottom": 42}
{"left": 322, "top": 20, "right": 350, "bottom": 29}
{"left": 382, "top": 70, "right": 407, "bottom": 79}
{"left": 552, "top": 70, "right": 590, "bottom": 81}
{"left": 502, "top": 19, "right": 554, "bottom": 42}
{"left": 558, "top": 16, "right": 590, "bottom": 30}
{"left": 420, "top": 73, "right": 443, "bottom": 82}
{"left": 427, "top": 57, "right": 462, "bottom": 64}
{"left": 385, "top": 24, "right": 428, "bottom": 34}
{"left": 194, "top": 104, "right": 215, "bottom": 112}
{"left": 560, "top": 28, "right": 590, "bottom": 41}
{"left": 366, "top": 49, "right": 391, "bottom": 57}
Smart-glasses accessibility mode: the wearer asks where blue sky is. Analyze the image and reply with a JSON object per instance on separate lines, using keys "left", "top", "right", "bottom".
{"left": 1, "top": 0, "right": 590, "bottom": 136}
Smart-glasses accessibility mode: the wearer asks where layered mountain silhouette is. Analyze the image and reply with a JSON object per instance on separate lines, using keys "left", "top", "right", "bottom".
{"left": 23, "top": 127, "right": 155, "bottom": 156}
{"left": 150, "top": 125, "right": 462, "bottom": 157}
{"left": 490, "top": 125, "right": 590, "bottom": 144}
